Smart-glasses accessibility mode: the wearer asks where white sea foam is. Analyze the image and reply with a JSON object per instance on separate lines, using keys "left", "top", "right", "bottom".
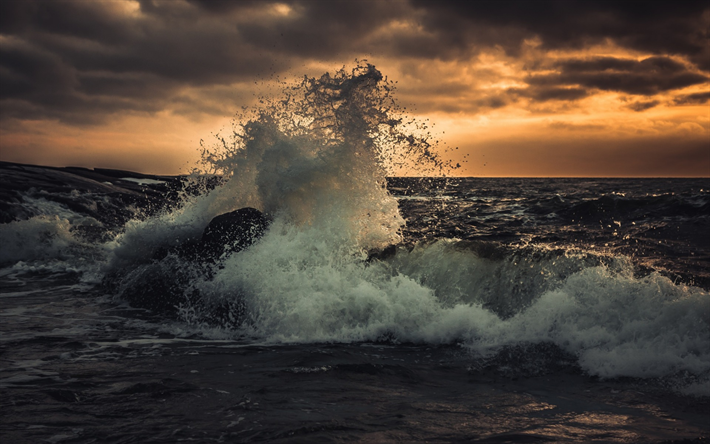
{"left": 0, "top": 192, "right": 107, "bottom": 267}
{"left": 193, "top": 230, "right": 710, "bottom": 380}
{"left": 470, "top": 266, "right": 710, "bottom": 378}
{"left": 0, "top": 216, "right": 83, "bottom": 264}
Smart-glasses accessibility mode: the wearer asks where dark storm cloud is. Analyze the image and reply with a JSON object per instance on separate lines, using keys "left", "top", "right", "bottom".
{"left": 626, "top": 100, "right": 660, "bottom": 112}
{"left": 508, "top": 86, "right": 589, "bottom": 102}
{"left": 673, "top": 91, "right": 710, "bottom": 105}
{"left": 1, "top": 0, "right": 708, "bottom": 125}
{"left": 230, "top": 1, "right": 408, "bottom": 60}
{"left": 0, "top": 0, "right": 407, "bottom": 124}
{"left": 526, "top": 56, "right": 707, "bottom": 96}
{"left": 0, "top": 0, "right": 137, "bottom": 43}
{"left": 501, "top": 56, "right": 706, "bottom": 107}
{"left": 0, "top": 0, "right": 296, "bottom": 82}
{"left": 410, "top": 0, "right": 710, "bottom": 70}
{"left": 0, "top": 38, "right": 75, "bottom": 99}
{"left": 0, "top": 35, "right": 178, "bottom": 123}
{"left": 182, "top": 0, "right": 266, "bottom": 13}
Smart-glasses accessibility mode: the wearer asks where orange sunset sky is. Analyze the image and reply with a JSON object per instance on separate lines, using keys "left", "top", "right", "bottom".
{"left": 1, "top": 0, "right": 708, "bottom": 177}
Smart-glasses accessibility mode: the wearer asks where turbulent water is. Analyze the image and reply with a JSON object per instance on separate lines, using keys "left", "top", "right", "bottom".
{"left": 1, "top": 64, "right": 709, "bottom": 443}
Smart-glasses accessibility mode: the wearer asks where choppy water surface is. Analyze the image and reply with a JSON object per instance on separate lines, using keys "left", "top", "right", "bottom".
{"left": 1, "top": 63, "right": 709, "bottom": 442}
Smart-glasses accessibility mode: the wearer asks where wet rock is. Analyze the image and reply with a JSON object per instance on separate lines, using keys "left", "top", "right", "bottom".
{"left": 0, "top": 160, "right": 191, "bottom": 228}
{"left": 108, "top": 208, "right": 268, "bottom": 317}
{"left": 366, "top": 244, "right": 399, "bottom": 263}
{"left": 199, "top": 207, "right": 268, "bottom": 261}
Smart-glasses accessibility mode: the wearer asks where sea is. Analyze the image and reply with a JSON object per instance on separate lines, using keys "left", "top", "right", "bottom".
{"left": 1, "top": 64, "right": 709, "bottom": 443}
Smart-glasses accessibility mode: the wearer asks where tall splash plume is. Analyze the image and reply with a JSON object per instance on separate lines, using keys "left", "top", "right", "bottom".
{"left": 198, "top": 62, "right": 453, "bottom": 251}
{"left": 108, "top": 62, "right": 451, "bottom": 268}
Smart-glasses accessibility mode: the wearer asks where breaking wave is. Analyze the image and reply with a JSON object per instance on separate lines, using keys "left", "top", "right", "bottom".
{"left": 78, "top": 62, "right": 710, "bottom": 388}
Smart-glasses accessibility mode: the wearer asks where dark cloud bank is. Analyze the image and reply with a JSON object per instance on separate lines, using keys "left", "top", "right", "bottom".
{"left": 0, "top": 0, "right": 708, "bottom": 124}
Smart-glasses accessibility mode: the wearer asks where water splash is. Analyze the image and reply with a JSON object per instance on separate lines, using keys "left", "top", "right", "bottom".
{"left": 102, "top": 63, "right": 710, "bottom": 391}
{"left": 196, "top": 62, "right": 455, "bottom": 250}
{"left": 109, "top": 62, "right": 454, "bottom": 268}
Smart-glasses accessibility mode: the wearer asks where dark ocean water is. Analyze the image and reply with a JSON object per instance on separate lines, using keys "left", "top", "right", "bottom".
{"left": 1, "top": 163, "right": 709, "bottom": 443}
{"left": 391, "top": 177, "right": 710, "bottom": 289}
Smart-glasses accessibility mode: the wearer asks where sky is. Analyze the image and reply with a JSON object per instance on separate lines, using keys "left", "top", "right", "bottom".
{"left": 0, "top": 0, "right": 708, "bottom": 177}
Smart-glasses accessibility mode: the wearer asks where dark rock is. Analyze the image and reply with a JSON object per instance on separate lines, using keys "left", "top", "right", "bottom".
{"left": 110, "top": 256, "right": 245, "bottom": 321}
{"left": 0, "top": 161, "right": 191, "bottom": 228}
{"left": 366, "top": 244, "right": 398, "bottom": 263}
{"left": 106, "top": 208, "right": 268, "bottom": 318}
{"left": 103, "top": 254, "right": 197, "bottom": 315}
{"left": 199, "top": 207, "right": 268, "bottom": 261}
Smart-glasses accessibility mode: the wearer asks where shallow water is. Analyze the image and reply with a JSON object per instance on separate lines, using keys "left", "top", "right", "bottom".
{"left": 1, "top": 274, "right": 709, "bottom": 443}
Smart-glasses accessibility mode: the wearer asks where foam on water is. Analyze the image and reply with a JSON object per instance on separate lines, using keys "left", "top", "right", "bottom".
{"left": 0, "top": 215, "right": 86, "bottom": 264}
{"left": 193, "top": 234, "right": 710, "bottom": 380}
{"left": 0, "top": 192, "right": 108, "bottom": 268}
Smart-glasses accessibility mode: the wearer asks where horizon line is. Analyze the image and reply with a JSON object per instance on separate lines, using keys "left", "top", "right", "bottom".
{"left": 1, "top": 160, "right": 708, "bottom": 180}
